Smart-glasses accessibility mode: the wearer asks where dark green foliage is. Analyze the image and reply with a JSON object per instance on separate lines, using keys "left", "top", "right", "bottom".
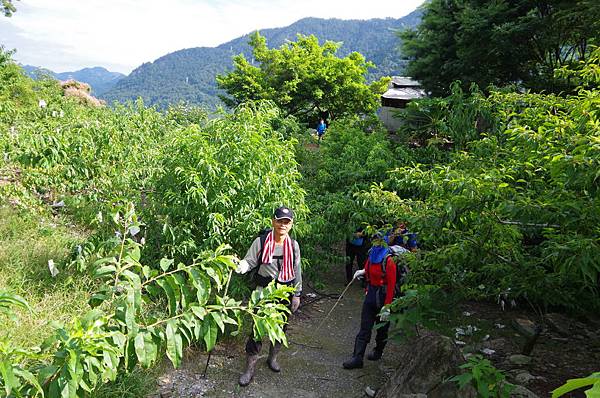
{"left": 217, "top": 33, "right": 389, "bottom": 123}
{"left": 395, "top": 82, "right": 494, "bottom": 150}
{"left": 0, "top": 48, "right": 306, "bottom": 396}
{"left": 296, "top": 118, "right": 406, "bottom": 270}
{"left": 103, "top": 14, "right": 422, "bottom": 109}
{"left": 147, "top": 101, "right": 307, "bottom": 260}
{"left": 299, "top": 48, "right": 600, "bottom": 314}
{"left": 400, "top": 0, "right": 600, "bottom": 96}
{"left": 382, "top": 51, "right": 600, "bottom": 311}
{"left": 450, "top": 354, "right": 515, "bottom": 397}
{"left": 0, "top": 47, "right": 36, "bottom": 109}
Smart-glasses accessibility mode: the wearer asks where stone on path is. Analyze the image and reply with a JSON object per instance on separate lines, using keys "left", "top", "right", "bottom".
{"left": 544, "top": 313, "right": 571, "bottom": 337}
{"left": 512, "top": 318, "right": 537, "bottom": 338}
{"left": 377, "top": 332, "right": 476, "bottom": 398}
{"left": 509, "top": 354, "right": 532, "bottom": 366}
{"left": 510, "top": 385, "right": 540, "bottom": 398}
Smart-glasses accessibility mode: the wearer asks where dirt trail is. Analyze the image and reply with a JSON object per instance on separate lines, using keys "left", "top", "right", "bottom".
{"left": 155, "top": 274, "right": 401, "bottom": 398}
{"left": 153, "top": 271, "right": 600, "bottom": 398}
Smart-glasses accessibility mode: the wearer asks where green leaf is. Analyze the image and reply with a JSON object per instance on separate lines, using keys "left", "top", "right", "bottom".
{"left": 13, "top": 368, "right": 44, "bottom": 396}
{"left": 125, "top": 287, "right": 139, "bottom": 336}
{"left": 191, "top": 305, "right": 207, "bottom": 320}
{"left": 135, "top": 332, "right": 158, "bottom": 368}
{"left": 553, "top": 377, "right": 600, "bottom": 397}
{"left": 160, "top": 258, "right": 174, "bottom": 272}
{"left": 211, "top": 312, "right": 225, "bottom": 333}
{"left": 174, "top": 273, "right": 193, "bottom": 309}
{"left": 94, "top": 265, "right": 117, "bottom": 278}
{"left": 586, "top": 381, "right": 600, "bottom": 398}
{"left": 156, "top": 279, "right": 177, "bottom": 315}
{"left": 189, "top": 269, "right": 210, "bottom": 305}
{"left": 122, "top": 270, "right": 142, "bottom": 290}
{"left": 202, "top": 319, "right": 218, "bottom": 351}
{"left": 0, "top": 360, "right": 20, "bottom": 395}
{"left": 203, "top": 266, "right": 222, "bottom": 290}
{"left": 0, "top": 291, "right": 30, "bottom": 311}
{"left": 128, "top": 245, "right": 141, "bottom": 262}
{"left": 166, "top": 321, "right": 183, "bottom": 368}
{"left": 450, "top": 373, "right": 473, "bottom": 389}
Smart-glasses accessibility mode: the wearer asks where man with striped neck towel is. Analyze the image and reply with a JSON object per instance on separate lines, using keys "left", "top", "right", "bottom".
{"left": 234, "top": 206, "right": 302, "bottom": 387}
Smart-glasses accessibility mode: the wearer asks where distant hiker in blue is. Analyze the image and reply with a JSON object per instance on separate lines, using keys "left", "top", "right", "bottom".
{"left": 345, "top": 227, "right": 369, "bottom": 284}
{"left": 316, "top": 118, "right": 327, "bottom": 141}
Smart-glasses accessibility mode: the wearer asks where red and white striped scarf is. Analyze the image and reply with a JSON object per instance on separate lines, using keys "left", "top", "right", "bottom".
{"left": 261, "top": 230, "right": 295, "bottom": 282}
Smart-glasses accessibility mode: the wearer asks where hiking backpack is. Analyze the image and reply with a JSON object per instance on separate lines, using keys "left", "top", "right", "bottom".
{"left": 381, "top": 246, "right": 410, "bottom": 298}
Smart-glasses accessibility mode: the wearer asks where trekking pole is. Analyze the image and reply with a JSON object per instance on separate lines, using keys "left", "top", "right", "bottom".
{"left": 313, "top": 277, "right": 356, "bottom": 334}
{"left": 202, "top": 269, "right": 233, "bottom": 378}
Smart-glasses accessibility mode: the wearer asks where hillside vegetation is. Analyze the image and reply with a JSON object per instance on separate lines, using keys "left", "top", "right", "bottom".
{"left": 102, "top": 13, "right": 421, "bottom": 109}
{"left": 1, "top": 23, "right": 599, "bottom": 398}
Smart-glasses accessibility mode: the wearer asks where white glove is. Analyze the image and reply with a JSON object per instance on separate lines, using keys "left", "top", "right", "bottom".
{"left": 235, "top": 259, "right": 250, "bottom": 274}
{"left": 353, "top": 269, "right": 365, "bottom": 280}
{"left": 291, "top": 295, "right": 300, "bottom": 312}
{"left": 379, "top": 307, "right": 390, "bottom": 322}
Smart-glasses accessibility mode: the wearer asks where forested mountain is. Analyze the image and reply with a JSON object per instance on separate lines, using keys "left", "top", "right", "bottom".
{"left": 102, "top": 11, "right": 421, "bottom": 108}
{"left": 21, "top": 65, "right": 125, "bottom": 96}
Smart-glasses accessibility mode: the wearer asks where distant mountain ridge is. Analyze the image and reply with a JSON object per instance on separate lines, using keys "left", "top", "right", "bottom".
{"left": 22, "top": 65, "right": 125, "bottom": 96}
{"left": 102, "top": 11, "right": 421, "bottom": 108}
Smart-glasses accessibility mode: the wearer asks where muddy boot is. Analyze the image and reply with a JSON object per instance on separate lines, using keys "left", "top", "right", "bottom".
{"left": 342, "top": 356, "right": 363, "bottom": 369}
{"left": 238, "top": 354, "right": 259, "bottom": 386}
{"left": 367, "top": 348, "right": 383, "bottom": 361}
{"left": 267, "top": 342, "right": 282, "bottom": 372}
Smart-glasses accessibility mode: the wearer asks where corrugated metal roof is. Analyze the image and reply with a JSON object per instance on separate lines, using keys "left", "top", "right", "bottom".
{"left": 382, "top": 87, "right": 426, "bottom": 100}
{"left": 391, "top": 76, "right": 421, "bottom": 88}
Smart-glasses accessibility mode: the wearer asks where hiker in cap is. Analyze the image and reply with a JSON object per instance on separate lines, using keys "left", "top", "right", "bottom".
{"left": 234, "top": 206, "right": 302, "bottom": 386}
{"left": 343, "top": 231, "right": 396, "bottom": 369}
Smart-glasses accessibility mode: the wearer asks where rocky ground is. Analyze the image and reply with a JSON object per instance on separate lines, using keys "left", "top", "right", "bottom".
{"left": 152, "top": 268, "right": 600, "bottom": 398}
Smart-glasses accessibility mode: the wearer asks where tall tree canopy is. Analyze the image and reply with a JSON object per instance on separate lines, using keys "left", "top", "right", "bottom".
{"left": 400, "top": 0, "right": 600, "bottom": 96}
{"left": 217, "top": 32, "right": 389, "bottom": 123}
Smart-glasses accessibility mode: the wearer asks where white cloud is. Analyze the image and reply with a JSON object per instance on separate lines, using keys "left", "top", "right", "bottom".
{"left": 1, "top": 0, "right": 424, "bottom": 74}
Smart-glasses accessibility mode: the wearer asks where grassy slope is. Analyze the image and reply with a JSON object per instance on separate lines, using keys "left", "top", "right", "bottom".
{"left": 0, "top": 206, "right": 90, "bottom": 347}
{"left": 0, "top": 205, "right": 159, "bottom": 397}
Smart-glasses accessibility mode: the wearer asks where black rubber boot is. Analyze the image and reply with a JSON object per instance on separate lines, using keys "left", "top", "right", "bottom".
{"left": 238, "top": 354, "right": 259, "bottom": 386}
{"left": 367, "top": 349, "right": 383, "bottom": 361}
{"left": 342, "top": 356, "right": 364, "bottom": 369}
{"left": 267, "top": 342, "right": 282, "bottom": 372}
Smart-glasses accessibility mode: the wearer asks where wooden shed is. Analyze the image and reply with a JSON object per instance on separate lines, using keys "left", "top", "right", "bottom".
{"left": 378, "top": 76, "right": 426, "bottom": 131}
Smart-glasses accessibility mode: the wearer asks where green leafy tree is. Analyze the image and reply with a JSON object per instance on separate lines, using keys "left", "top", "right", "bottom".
{"left": 217, "top": 32, "right": 389, "bottom": 123}
{"left": 1, "top": 0, "right": 18, "bottom": 17}
{"left": 400, "top": 0, "right": 600, "bottom": 96}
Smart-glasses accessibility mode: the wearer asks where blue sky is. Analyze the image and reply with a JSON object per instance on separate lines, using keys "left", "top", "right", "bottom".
{"left": 0, "top": 0, "right": 424, "bottom": 74}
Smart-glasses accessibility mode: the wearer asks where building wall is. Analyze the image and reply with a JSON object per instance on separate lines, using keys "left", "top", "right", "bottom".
{"left": 378, "top": 106, "right": 405, "bottom": 132}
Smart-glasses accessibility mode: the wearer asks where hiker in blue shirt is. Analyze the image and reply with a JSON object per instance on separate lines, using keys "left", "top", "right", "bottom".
{"left": 345, "top": 227, "right": 369, "bottom": 284}
{"left": 316, "top": 118, "right": 327, "bottom": 141}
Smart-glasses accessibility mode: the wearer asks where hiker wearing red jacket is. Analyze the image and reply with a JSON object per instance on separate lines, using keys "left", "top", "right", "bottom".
{"left": 343, "top": 234, "right": 396, "bottom": 369}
